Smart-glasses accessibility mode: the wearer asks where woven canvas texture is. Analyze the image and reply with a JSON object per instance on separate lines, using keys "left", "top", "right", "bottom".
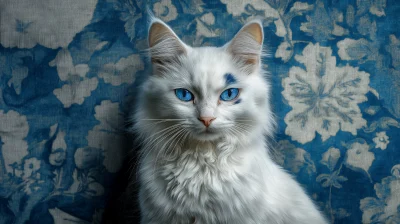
{"left": 0, "top": 0, "right": 400, "bottom": 223}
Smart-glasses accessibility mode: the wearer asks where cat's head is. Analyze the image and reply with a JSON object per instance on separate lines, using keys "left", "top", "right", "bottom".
{"left": 135, "top": 18, "right": 274, "bottom": 144}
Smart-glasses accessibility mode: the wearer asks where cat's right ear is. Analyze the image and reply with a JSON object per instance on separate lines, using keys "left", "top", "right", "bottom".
{"left": 148, "top": 19, "right": 187, "bottom": 65}
{"left": 225, "top": 20, "right": 264, "bottom": 74}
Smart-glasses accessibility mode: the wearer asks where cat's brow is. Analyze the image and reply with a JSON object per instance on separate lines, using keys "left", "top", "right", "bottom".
{"left": 224, "top": 73, "right": 237, "bottom": 85}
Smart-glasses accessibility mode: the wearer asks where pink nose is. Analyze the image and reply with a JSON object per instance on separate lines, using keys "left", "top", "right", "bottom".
{"left": 198, "top": 117, "right": 216, "bottom": 127}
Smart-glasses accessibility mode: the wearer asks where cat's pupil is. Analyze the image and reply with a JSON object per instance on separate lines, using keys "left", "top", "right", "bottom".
{"left": 182, "top": 90, "right": 187, "bottom": 97}
{"left": 228, "top": 89, "right": 232, "bottom": 97}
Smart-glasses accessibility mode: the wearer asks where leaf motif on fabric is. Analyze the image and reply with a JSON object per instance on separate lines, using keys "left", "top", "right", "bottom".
{"left": 221, "top": 0, "right": 285, "bottom": 37}
{"left": 69, "top": 32, "right": 109, "bottom": 64}
{"left": 369, "top": 0, "right": 386, "bottom": 17}
{"left": 378, "top": 117, "right": 397, "bottom": 129}
{"left": 0, "top": 51, "right": 32, "bottom": 95}
{"left": 386, "top": 35, "right": 400, "bottom": 69}
{"left": 337, "top": 38, "right": 381, "bottom": 65}
{"left": 274, "top": 140, "right": 316, "bottom": 175}
{"left": 49, "top": 208, "right": 89, "bottom": 224}
{"left": 8, "top": 67, "right": 28, "bottom": 95}
{"left": 300, "top": 2, "right": 348, "bottom": 41}
{"left": 333, "top": 208, "right": 351, "bottom": 219}
{"left": 357, "top": 15, "right": 377, "bottom": 39}
{"left": 114, "top": 0, "right": 142, "bottom": 40}
{"left": 195, "top": 12, "right": 223, "bottom": 41}
{"left": 264, "top": 0, "right": 289, "bottom": 11}
{"left": 289, "top": 2, "right": 314, "bottom": 15}
{"left": 363, "top": 117, "right": 400, "bottom": 133}
{"left": 316, "top": 170, "right": 348, "bottom": 189}
{"left": 346, "top": 5, "right": 356, "bottom": 27}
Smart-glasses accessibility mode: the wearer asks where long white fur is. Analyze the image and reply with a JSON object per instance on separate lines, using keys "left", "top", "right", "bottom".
{"left": 132, "top": 18, "right": 328, "bottom": 224}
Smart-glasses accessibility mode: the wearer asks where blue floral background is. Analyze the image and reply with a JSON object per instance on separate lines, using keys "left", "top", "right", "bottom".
{"left": 0, "top": 0, "right": 399, "bottom": 223}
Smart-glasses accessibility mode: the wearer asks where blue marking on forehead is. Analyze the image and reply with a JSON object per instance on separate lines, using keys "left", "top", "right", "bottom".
{"left": 224, "top": 73, "right": 237, "bottom": 85}
{"left": 234, "top": 99, "right": 242, "bottom": 104}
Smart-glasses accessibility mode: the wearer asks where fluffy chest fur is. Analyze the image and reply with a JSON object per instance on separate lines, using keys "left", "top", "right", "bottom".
{"left": 140, "top": 141, "right": 268, "bottom": 224}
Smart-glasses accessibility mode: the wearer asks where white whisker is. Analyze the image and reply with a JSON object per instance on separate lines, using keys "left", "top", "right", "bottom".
{"left": 141, "top": 119, "right": 187, "bottom": 121}
{"left": 136, "top": 124, "right": 182, "bottom": 168}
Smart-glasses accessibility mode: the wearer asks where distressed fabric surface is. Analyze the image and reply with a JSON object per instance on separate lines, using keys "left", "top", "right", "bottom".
{"left": 0, "top": 0, "right": 399, "bottom": 223}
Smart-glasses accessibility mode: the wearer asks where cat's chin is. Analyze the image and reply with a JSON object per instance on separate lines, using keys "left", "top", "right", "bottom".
{"left": 194, "top": 131, "right": 222, "bottom": 142}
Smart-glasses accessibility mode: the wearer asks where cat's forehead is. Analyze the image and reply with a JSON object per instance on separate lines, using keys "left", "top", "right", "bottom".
{"left": 184, "top": 47, "right": 238, "bottom": 87}
{"left": 189, "top": 47, "right": 231, "bottom": 68}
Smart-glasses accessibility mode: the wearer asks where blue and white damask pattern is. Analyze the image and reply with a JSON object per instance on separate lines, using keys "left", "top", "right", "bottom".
{"left": 0, "top": 0, "right": 399, "bottom": 223}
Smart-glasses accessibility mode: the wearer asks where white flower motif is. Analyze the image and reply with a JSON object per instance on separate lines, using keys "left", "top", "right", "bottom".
{"left": 373, "top": 131, "right": 389, "bottom": 150}
{"left": 53, "top": 77, "right": 98, "bottom": 108}
{"left": 50, "top": 49, "right": 98, "bottom": 108}
{"left": 0, "top": 110, "right": 29, "bottom": 174}
{"left": 344, "top": 141, "right": 374, "bottom": 180}
{"left": 153, "top": 0, "right": 178, "bottom": 22}
{"left": 0, "top": 0, "right": 97, "bottom": 49}
{"left": 275, "top": 41, "right": 292, "bottom": 62}
{"left": 98, "top": 54, "right": 144, "bottom": 86}
{"left": 86, "top": 101, "right": 125, "bottom": 173}
{"left": 49, "top": 49, "right": 89, "bottom": 81}
{"left": 392, "top": 165, "right": 400, "bottom": 178}
{"left": 282, "top": 43, "right": 370, "bottom": 143}
{"left": 360, "top": 164, "right": 400, "bottom": 223}
{"left": 320, "top": 147, "right": 341, "bottom": 171}
{"left": 22, "top": 157, "right": 41, "bottom": 179}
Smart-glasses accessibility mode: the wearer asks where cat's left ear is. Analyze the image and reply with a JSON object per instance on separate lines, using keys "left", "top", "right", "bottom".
{"left": 225, "top": 20, "right": 264, "bottom": 72}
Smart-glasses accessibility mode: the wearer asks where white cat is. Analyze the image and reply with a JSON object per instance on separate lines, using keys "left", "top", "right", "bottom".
{"left": 132, "top": 18, "right": 328, "bottom": 224}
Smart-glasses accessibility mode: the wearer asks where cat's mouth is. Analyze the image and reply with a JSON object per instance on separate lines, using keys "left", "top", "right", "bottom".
{"left": 195, "top": 128, "right": 221, "bottom": 141}
{"left": 204, "top": 128, "right": 213, "bottom": 133}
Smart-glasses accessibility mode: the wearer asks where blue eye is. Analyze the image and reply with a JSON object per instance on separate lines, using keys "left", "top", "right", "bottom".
{"left": 220, "top": 88, "right": 239, "bottom": 101}
{"left": 175, "top": 88, "right": 194, "bottom": 101}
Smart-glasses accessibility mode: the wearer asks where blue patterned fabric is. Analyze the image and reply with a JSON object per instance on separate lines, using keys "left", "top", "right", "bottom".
{"left": 0, "top": 0, "right": 399, "bottom": 223}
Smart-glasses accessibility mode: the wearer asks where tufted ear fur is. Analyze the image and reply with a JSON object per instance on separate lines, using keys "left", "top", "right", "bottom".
{"left": 225, "top": 21, "right": 264, "bottom": 73}
{"left": 148, "top": 19, "right": 187, "bottom": 66}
